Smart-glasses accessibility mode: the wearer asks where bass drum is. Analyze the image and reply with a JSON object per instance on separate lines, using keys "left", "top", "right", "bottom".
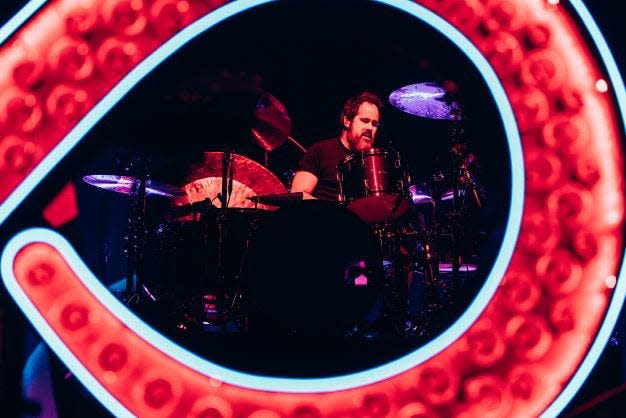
{"left": 243, "top": 201, "right": 383, "bottom": 336}
{"left": 149, "top": 208, "right": 267, "bottom": 295}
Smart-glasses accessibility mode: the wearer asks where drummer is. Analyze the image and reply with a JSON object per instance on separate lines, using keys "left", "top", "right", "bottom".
{"left": 290, "top": 92, "right": 383, "bottom": 200}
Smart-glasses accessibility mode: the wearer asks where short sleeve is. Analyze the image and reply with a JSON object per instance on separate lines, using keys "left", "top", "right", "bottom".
{"left": 297, "top": 143, "right": 321, "bottom": 177}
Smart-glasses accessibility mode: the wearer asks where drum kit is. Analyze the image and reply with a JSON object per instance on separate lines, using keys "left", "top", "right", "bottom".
{"left": 83, "top": 82, "right": 484, "bottom": 339}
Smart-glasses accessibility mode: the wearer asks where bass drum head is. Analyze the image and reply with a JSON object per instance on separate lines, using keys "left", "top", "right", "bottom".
{"left": 244, "top": 200, "right": 382, "bottom": 336}
{"left": 346, "top": 194, "right": 410, "bottom": 225}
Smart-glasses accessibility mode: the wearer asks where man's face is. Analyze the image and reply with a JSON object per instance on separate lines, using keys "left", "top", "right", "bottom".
{"left": 345, "top": 102, "right": 380, "bottom": 151}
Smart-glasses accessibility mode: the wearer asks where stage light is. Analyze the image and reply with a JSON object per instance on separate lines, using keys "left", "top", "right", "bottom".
{"left": 605, "top": 275, "right": 617, "bottom": 289}
{"left": 595, "top": 78, "right": 608, "bottom": 93}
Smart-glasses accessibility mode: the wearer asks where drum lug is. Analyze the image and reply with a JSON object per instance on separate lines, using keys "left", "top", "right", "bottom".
{"left": 337, "top": 172, "right": 345, "bottom": 202}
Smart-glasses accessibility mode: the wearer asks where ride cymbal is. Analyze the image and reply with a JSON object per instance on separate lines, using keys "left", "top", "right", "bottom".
{"left": 389, "top": 82, "right": 462, "bottom": 120}
{"left": 83, "top": 174, "right": 185, "bottom": 198}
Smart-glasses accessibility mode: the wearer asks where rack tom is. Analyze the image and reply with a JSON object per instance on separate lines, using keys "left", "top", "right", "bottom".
{"left": 337, "top": 148, "right": 410, "bottom": 224}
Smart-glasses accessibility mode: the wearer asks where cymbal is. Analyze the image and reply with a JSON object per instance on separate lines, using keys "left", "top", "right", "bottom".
{"left": 409, "top": 184, "right": 458, "bottom": 204}
{"left": 250, "top": 92, "right": 292, "bottom": 151}
{"left": 439, "top": 262, "right": 477, "bottom": 273}
{"left": 408, "top": 185, "right": 434, "bottom": 205}
{"left": 389, "top": 82, "right": 462, "bottom": 120}
{"left": 178, "top": 152, "right": 287, "bottom": 210}
{"left": 83, "top": 174, "right": 185, "bottom": 197}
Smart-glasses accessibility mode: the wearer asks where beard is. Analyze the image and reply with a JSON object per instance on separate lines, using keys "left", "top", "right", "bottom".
{"left": 349, "top": 131, "right": 374, "bottom": 151}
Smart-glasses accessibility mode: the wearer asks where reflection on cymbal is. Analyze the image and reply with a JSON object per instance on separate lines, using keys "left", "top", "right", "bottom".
{"left": 83, "top": 175, "right": 185, "bottom": 197}
{"left": 179, "top": 152, "right": 287, "bottom": 210}
{"left": 389, "top": 82, "right": 462, "bottom": 120}
{"left": 251, "top": 92, "right": 292, "bottom": 151}
{"left": 438, "top": 263, "right": 477, "bottom": 273}
{"left": 408, "top": 185, "right": 434, "bottom": 205}
{"left": 409, "top": 184, "right": 458, "bottom": 204}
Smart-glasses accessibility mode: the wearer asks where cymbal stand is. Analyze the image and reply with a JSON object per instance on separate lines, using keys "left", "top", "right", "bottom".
{"left": 123, "top": 157, "right": 154, "bottom": 305}
{"left": 211, "top": 144, "right": 234, "bottom": 321}
{"left": 446, "top": 110, "right": 482, "bottom": 309}
{"left": 231, "top": 200, "right": 262, "bottom": 331}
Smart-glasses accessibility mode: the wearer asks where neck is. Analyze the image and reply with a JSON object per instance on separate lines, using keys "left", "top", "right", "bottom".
{"left": 339, "top": 131, "right": 353, "bottom": 151}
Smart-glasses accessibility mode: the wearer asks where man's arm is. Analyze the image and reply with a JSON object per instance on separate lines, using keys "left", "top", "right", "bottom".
{"left": 290, "top": 171, "right": 318, "bottom": 200}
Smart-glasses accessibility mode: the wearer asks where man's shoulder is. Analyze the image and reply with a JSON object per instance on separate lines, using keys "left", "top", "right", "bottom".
{"left": 310, "top": 137, "right": 340, "bottom": 149}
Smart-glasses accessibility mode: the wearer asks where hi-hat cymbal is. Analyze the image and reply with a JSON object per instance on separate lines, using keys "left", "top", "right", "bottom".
{"left": 389, "top": 82, "right": 462, "bottom": 120}
{"left": 250, "top": 92, "right": 292, "bottom": 151}
{"left": 178, "top": 152, "right": 288, "bottom": 210}
{"left": 83, "top": 174, "right": 185, "bottom": 197}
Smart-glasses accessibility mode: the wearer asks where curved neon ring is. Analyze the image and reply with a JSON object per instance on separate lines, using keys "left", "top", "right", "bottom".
{"left": 0, "top": 0, "right": 525, "bottom": 392}
{"left": 0, "top": 0, "right": 624, "bottom": 416}
{"left": 540, "top": 0, "right": 626, "bottom": 415}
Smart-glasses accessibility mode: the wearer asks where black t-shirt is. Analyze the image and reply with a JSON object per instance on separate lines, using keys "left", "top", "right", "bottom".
{"left": 297, "top": 137, "right": 353, "bottom": 201}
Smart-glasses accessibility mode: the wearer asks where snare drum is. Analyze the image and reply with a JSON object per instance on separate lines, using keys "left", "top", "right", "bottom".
{"left": 337, "top": 148, "right": 410, "bottom": 224}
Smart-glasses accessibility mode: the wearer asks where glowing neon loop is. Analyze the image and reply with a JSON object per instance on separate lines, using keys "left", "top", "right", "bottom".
{"left": 1, "top": 0, "right": 525, "bottom": 392}
{"left": 539, "top": 0, "right": 626, "bottom": 415}
{"left": 2, "top": 229, "right": 133, "bottom": 416}
{"left": 0, "top": 0, "right": 46, "bottom": 45}
{"left": 0, "top": 0, "right": 624, "bottom": 416}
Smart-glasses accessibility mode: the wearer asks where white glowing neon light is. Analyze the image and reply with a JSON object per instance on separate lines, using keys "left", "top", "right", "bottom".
{"left": 0, "top": 0, "right": 525, "bottom": 393}
{"left": 0, "top": 2, "right": 623, "bottom": 417}
{"left": 0, "top": 0, "right": 525, "bottom": 394}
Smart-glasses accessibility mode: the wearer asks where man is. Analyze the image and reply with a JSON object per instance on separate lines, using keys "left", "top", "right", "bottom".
{"left": 289, "top": 92, "right": 414, "bottom": 334}
{"left": 290, "top": 92, "right": 383, "bottom": 201}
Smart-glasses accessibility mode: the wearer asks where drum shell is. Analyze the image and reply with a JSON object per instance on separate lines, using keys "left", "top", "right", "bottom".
{"left": 148, "top": 209, "right": 264, "bottom": 294}
{"left": 243, "top": 201, "right": 383, "bottom": 336}
{"left": 337, "top": 148, "right": 409, "bottom": 224}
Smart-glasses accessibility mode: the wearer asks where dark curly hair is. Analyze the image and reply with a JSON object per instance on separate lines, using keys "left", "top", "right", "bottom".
{"left": 339, "top": 92, "right": 383, "bottom": 130}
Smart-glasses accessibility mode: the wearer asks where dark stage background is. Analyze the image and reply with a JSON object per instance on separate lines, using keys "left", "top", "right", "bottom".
{"left": 0, "top": 1, "right": 624, "bottom": 417}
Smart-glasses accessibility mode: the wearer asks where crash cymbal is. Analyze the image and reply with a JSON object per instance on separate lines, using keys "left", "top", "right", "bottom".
{"left": 408, "top": 185, "right": 434, "bottom": 205}
{"left": 250, "top": 92, "right": 292, "bottom": 151}
{"left": 178, "top": 152, "right": 288, "bottom": 210}
{"left": 389, "top": 82, "right": 462, "bottom": 120}
{"left": 83, "top": 174, "right": 185, "bottom": 197}
{"left": 439, "top": 262, "right": 477, "bottom": 273}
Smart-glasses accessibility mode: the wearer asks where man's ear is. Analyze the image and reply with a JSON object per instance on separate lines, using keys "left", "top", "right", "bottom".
{"left": 343, "top": 115, "right": 351, "bottom": 130}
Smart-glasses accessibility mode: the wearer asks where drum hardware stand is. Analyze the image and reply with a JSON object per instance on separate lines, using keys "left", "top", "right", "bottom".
{"left": 432, "top": 103, "right": 483, "bottom": 318}
{"left": 287, "top": 135, "right": 307, "bottom": 153}
{"left": 446, "top": 102, "right": 482, "bottom": 304}
{"left": 229, "top": 201, "right": 264, "bottom": 332}
{"left": 405, "top": 229, "right": 447, "bottom": 339}
{"left": 204, "top": 144, "right": 235, "bottom": 324}
{"left": 121, "top": 157, "right": 156, "bottom": 306}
